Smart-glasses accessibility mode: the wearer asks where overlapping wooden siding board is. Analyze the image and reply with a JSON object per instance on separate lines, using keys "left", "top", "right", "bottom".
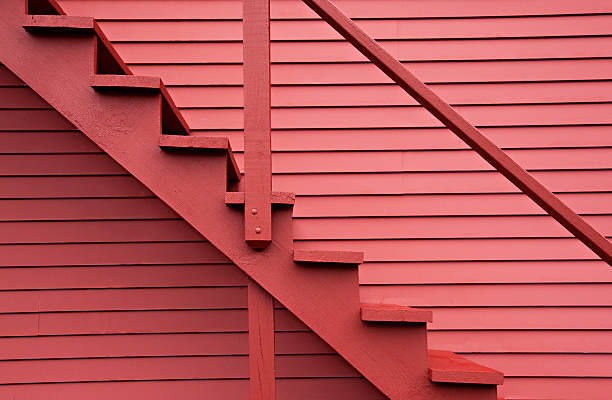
{"left": 0, "top": 74, "right": 248, "bottom": 399}
{"left": 55, "top": 1, "right": 612, "bottom": 398}
{"left": 274, "top": 307, "right": 386, "bottom": 399}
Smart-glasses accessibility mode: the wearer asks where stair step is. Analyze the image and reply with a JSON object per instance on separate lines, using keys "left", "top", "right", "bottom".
{"left": 360, "top": 303, "right": 432, "bottom": 323}
{"left": 24, "top": 15, "right": 94, "bottom": 32}
{"left": 428, "top": 349, "right": 504, "bottom": 385}
{"left": 159, "top": 135, "right": 241, "bottom": 182}
{"left": 91, "top": 74, "right": 161, "bottom": 90}
{"left": 293, "top": 250, "right": 363, "bottom": 265}
{"left": 93, "top": 75, "right": 189, "bottom": 135}
{"left": 225, "top": 191, "right": 295, "bottom": 206}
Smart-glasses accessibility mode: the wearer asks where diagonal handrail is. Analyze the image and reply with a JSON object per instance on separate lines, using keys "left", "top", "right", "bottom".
{"left": 301, "top": 0, "right": 612, "bottom": 267}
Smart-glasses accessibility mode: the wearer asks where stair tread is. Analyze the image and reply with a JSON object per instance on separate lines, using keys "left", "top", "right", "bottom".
{"left": 293, "top": 249, "right": 363, "bottom": 265}
{"left": 360, "top": 303, "right": 433, "bottom": 323}
{"left": 225, "top": 191, "right": 295, "bottom": 206}
{"left": 24, "top": 15, "right": 94, "bottom": 31}
{"left": 91, "top": 74, "right": 161, "bottom": 90}
{"left": 160, "top": 135, "right": 241, "bottom": 182}
{"left": 428, "top": 349, "right": 504, "bottom": 385}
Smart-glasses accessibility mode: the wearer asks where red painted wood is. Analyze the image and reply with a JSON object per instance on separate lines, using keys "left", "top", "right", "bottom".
{"left": 248, "top": 279, "right": 275, "bottom": 399}
{"left": 0, "top": 198, "right": 179, "bottom": 221}
{"left": 299, "top": 0, "right": 612, "bottom": 267}
{"left": 0, "top": 356, "right": 249, "bottom": 383}
{"left": 0, "top": 1, "right": 496, "bottom": 397}
{"left": 23, "top": 14, "right": 93, "bottom": 31}
{"left": 225, "top": 191, "right": 295, "bottom": 206}
{"left": 110, "top": 37, "right": 612, "bottom": 64}
{"left": 95, "top": 15, "right": 612, "bottom": 42}
{"left": 130, "top": 59, "right": 612, "bottom": 86}
{"left": 276, "top": 378, "right": 386, "bottom": 400}
{"left": 0, "top": 131, "right": 99, "bottom": 153}
{"left": 58, "top": 0, "right": 612, "bottom": 20}
{"left": 293, "top": 249, "right": 363, "bottom": 264}
{"left": 0, "top": 310, "right": 248, "bottom": 337}
{"left": 360, "top": 303, "right": 433, "bottom": 323}
{"left": 0, "top": 109, "right": 74, "bottom": 130}
{"left": 428, "top": 349, "right": 503, "bottom": 385}
{"left": 0, "top": 380, "right": 249, "bottom": 400}
{"left": 0, "top": 264, "right": 245, "bottom": 290}
{"left": 0, "top": 333, "right": 248, "bottom": 359}
{"left": 91, "top": 74, "right": 160, "bottom": 90}
{"left": 159, "top": 135, "right": 241, "bottom": 181}
{"left": 243, "top": 0, "right": 272, "bottom": 248}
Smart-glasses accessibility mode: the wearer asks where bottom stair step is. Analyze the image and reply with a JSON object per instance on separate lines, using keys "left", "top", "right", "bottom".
{"left": 361, "top": 303, "right": 432, "bottom": 323}
{"left": 293, "top": 249, "right": 363, "bottom": 265}
{"left": 428, "top": 349, "right": 504, "bottom": 385}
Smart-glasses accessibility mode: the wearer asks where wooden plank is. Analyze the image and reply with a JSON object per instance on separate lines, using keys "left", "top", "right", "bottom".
{"left": 58, "top": 0, "right": 612, "bottom": 20}
{"left": 91, "top": 74, "right": 160, "bottom": 90}
{"left": 0, "top": 356, "right": 249, "bottom": 384}
{"left": 0, "top": 242, "right": 229, "bottom": 266}
{"left": 428, "top": 330, "right": 612, "bottom": 353}
{"left": 298, "top": 238, "right": 609, "bottom": 262}
{"left": 0, "top": 380, "right": 249, "bottom": 400}
{"left": 131, "top": 59, "right": 612, "bottom": 85}
{"left": 0, "top": 87, "right": 49, "bottom": 109}
{"left": 292, "top": 215, "right": 612, "bottom": 240}
{"left": 0, "top": 287, "right": 248, "bottom": 313}
{"left": 0, "top": 264, "right": 245, "bottom": 290}
{"left": 360, "top": 260, "right": 612, "bottom": 284}
{"left": 0, "top": 132, "right": 100, "bottom": 154}
{"left": 273, "top": 170, "right": 612, "bottom": 196}
{"left": 293, "top": 249, "right": 363, "bottom": 264}
{"left": 360, "top": 303, "right": 433, "bottom": 323}
{"left": 292, "top": 193, "right": 612, "bottom": 218}
{"left": 0, "top": 198, "right": 179, "bottom": 221}
{"left": 248, "top": 279, "right": 275, "bottom": 399}
{"left": 0, "top": 109, "right": 74, "bottom": 131}
{"left": 424, "top": 307, "right": 612, "bottom": 330}
{"left": 360, "top": 284, "right": 612, "bottom": 307}
{"left": 167, "top": 81, "right": 612, "bottom": 108}
{"left": 181, "top": 103, "right": 612, "bottom": 130}
{"left": 0, "top": 333, "right": 249, "bottom": 360}
{"left": 243, "top": 0, "right": 272, "bottom": 248}
{"left": 428, "top": 350, "right": 503, "bottom": 385}
{"left": 275, "top": 354, "right": 360, "bottom": 378}
{"left": 301, "top": 0, "right": 612, "bottom": 266}
{"left": 0, "top": 176, "right": 152, "bottom": 198}
{"left": 276, "top": 378, "right": 385, "bottom": 400}
{"left": 225, "top": 191, "right": 294, "bottom": 206}
{"left": 23, "top": 15, "right": 94, "bottom": 32}
{"left": 0, "top": 309, "right": 248, "bottom": 337}
{"left": 113, "top": 37, "right": 612, "bottom": 64}
{"left": 0, "top": 154, "right": 125, "bottom": 176}
{"left": 97, "top": 15, "right": 612, "bottom": 42}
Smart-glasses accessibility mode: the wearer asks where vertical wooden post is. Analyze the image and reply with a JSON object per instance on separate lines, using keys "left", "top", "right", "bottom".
{"left": 248, "top": 278, "right": 275, "bottom": 399}
{"left": 243, "top": 0, "right": 272, "bottom": 248}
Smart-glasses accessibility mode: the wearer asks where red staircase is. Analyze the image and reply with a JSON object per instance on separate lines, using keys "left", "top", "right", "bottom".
{"left": 0, "top": 0, "right": 505, "bottom": 398}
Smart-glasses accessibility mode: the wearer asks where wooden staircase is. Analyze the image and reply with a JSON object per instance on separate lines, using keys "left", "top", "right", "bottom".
{"left": 0, "top": 0, "right": 504, "bottom": 398}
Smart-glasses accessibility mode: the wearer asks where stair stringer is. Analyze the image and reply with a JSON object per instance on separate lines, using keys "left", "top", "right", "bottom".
{"left": 0, "top": 1, "right": 497, "bottom": 398}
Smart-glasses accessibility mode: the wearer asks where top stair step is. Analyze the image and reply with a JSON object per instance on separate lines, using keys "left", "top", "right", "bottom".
{"left": 361, "top": 303, "right": 432, "bottom": 323}
{"left": 428, "top": 349, "right": 504, "bottom": 385}
{"left": 24, "top": 15, "right": 94, "bottom": 32}
{"left": 293, "top": 250, "right": 363, "bottom": 265}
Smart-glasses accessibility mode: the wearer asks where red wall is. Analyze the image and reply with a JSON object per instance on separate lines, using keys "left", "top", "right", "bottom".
{"left": 53, "top": 0, "right": 612, "bottom": 398}
{"left": 0, "top": 65, "right": 386, "bottom": 398}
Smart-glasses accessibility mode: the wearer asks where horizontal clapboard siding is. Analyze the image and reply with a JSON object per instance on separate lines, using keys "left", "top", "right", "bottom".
{"left": 0, "top": 74, "right": 248, "bottom": 398}
{"left": 54, "top": 1, "right": 612, "bottom": 398}
{"left": 274, "top": 307, "right": 385, "bottom": 399}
